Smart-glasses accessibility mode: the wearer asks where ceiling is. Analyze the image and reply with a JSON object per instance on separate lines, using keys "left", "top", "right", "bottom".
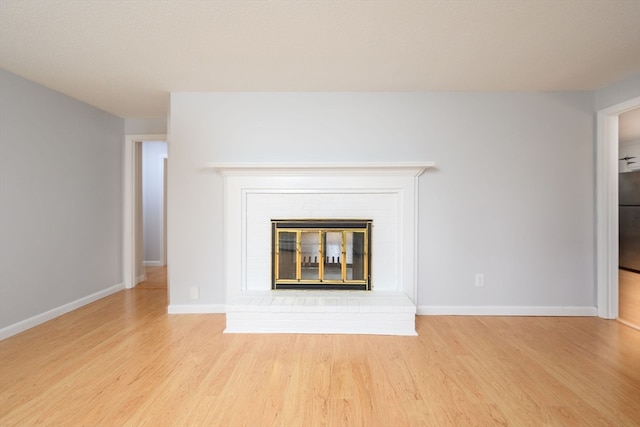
{"left": 1, "top": 1, "right": 639, "bottom": 119}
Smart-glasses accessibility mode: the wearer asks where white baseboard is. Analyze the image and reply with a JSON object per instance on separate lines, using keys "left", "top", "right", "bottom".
{"left": 167, "top": 304, "right": 226, "bottom": 314}
{"left": 136, "top": 273, "right": 147, "bottom": 284}
{"left": 0, "top": 283, "right": 123, "bottom": 341}
{"left": 143, "top": 261, "right": 164, "bottom": 267}
{"left": 416, "top": 305, "right": 598, "bottom": 316}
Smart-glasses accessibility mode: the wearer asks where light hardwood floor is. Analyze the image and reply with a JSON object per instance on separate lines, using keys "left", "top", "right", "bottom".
{"left": 619, "top": 269, "right": 640, "bottom": 330}
{"left": 1, "top": 270, "right": 639, "bottom": 426}
{"left": 137, "top": 266, "right": 168, "bottom": 290}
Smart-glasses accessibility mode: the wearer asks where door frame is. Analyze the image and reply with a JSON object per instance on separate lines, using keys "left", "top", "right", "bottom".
{"left": 596, "top": 96, "right": 640, "bottom": 318}
{"left": 123, "top": 134, "right": 167, "bottom": 289}
{"left": 161, "top": 156, "right": 168, "bottom": 267}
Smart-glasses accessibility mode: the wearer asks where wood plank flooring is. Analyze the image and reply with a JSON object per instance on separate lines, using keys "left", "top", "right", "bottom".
{"left": 137, "top": 266, "right": 168, "bottom": 290}
{"left": 619, "top": 269, "right": 640, "bottom": 330}
{"left": 1, "top": 269, "right": 639, "bottom": 426}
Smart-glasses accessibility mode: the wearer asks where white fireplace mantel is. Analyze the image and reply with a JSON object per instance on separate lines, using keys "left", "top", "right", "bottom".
{"left": 208, "top": 162, "right": 435, "bottom": 177}
{"left": 212, "top": 162, "right": 435, "bottom": 335}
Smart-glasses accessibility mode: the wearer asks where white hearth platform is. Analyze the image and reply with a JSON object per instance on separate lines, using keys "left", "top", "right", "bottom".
{"left": 226, "top": 291, "right": 417, "bottom": 335}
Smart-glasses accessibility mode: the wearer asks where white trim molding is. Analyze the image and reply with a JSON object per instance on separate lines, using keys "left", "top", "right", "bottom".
{"left": 143, "top": 261, "right": 164, "bottom": 267}
{"left": 417, "top": 306, "right": 598, "bottom": 316}
{"left": 0, "top": 284, "right": 123, "bottom": 341}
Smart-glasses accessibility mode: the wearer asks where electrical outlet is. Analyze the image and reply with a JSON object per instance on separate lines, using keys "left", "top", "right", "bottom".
{"left": 475, "top": 273, "right": 484, "bottom": 287}
{"left": 190, "top": 286, "right": 200, "bottom": 299}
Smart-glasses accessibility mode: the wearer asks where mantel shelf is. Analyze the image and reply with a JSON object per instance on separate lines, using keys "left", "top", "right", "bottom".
{"left": 206, "top": 162, "right": 436, "bottom": 177}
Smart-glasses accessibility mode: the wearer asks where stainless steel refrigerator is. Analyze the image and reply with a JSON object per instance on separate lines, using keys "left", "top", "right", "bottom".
{"left": 619, "top": 170, "right": 640, "bottom": 272}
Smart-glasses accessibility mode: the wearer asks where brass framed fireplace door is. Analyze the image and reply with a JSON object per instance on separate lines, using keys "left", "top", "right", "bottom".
{"left": 271, "top": 219, "right": 372, "bottom": 290}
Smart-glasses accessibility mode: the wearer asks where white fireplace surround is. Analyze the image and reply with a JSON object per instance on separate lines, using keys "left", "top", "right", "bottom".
{"left": 212, "top": 163, "right": 435, "bottom": 335}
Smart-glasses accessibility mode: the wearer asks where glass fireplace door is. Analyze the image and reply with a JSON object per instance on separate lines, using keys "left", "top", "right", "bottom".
{"left": 272, "top": 220, "right": 371, "bottom": 290}
{"left": 300, "top": 231, "right": 321, "bottom": 280}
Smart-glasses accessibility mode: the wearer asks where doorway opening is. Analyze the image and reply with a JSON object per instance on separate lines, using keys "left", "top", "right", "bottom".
{"left": 616, "top": 108, "right": 640, "bottom": 329}
{"left": 123, "top": 134, "right": 168, "bottom": 291}
{"left": 142, "top": 141, "right": 168, "bottom": 269}
{"left": 596, "top": 97, "right": 640, "bottom": 320}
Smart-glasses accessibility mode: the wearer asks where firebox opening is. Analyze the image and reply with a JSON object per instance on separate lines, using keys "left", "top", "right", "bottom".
{"left": 271, "top": 219, "right": 372, "bottom": 290}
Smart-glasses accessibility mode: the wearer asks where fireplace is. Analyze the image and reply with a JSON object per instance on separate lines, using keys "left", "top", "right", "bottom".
{"left": 272, "top": 219, "right": 372, "bottom": 290}
{"left": 211, "top": 163, "right": 434, "bottom": 335}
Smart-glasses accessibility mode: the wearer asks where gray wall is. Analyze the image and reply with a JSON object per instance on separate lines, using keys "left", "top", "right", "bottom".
{"left": 168, "top": 91, "right": 596, "bottom": 311}
{"left": 125, "top": 118, "right": 167, "bottom": 135}
{"left": 0, "top": 69, "right": 124, "bottom": 330}
{"left": 595, "top": 72, "right": 640, "bottom": 111}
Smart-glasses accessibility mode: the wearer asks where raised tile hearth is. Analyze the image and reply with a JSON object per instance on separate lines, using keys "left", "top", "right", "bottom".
{"left": 226, "top": 291, "right": 416, "bottom": 335}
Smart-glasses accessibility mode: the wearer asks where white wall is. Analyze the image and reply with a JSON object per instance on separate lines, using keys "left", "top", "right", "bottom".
{"left": 168, "top": 91, "right": 595, "bottom": 312}
{"left": 0, "top": 69, "right": 124, "bottom": 332}
{"left": 142, "top": 141, "right": 168, "bottom": 265}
